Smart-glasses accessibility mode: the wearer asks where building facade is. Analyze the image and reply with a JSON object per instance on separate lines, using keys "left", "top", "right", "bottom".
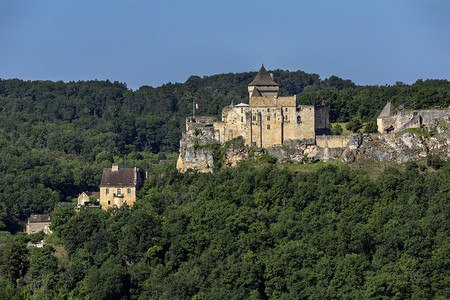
{"left": 26, "top": 214, "right": 52, "bottom": 235}
{"left": 99, "top": 164, "right": 146, "bottom": 210}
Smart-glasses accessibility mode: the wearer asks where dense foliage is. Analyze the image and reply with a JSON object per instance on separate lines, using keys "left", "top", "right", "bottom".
{"left": 0, "top": 75, "right": 448, "bottom": 231}
{"left": 0, "top": 161, "right": 448, "bottom": 299}
{"left": 0, "top": 71, "right": 448, "bottom": 298}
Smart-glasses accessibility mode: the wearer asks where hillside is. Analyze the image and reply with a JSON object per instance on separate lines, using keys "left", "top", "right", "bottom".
{"left": 0, "top": 70, "right": 449, "bottom": 298}
{"left": 0, "top": 73, "right": 449, "bottom": 232}
{"left": 1, "top": 162, "right": 449, "bottom": 298}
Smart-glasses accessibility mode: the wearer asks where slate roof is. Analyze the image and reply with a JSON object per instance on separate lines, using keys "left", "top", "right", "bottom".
{"left": 378, "top": 101, "right": 396, "bottom": 118}
{"left": 28, "top": 215, "right": 51, "bottom": 223}
{"left": 100, "top": 167, "right": 139, "bottom": 187}
{"left": 248, "top": 64, "right": 279, "bottom": 86}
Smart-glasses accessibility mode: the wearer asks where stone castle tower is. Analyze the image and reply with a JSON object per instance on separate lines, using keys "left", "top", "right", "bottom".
{"left": 213, "top": 64, "right": 329, "bottom": 148}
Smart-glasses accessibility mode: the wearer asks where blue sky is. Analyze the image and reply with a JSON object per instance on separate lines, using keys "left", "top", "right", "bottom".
{"left": 1, "top": 0, "right": 449, "bottom": 90}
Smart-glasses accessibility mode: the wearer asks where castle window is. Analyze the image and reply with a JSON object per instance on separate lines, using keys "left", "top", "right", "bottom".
{"left": 297, "top": 116, "right": 302, "bottom": 124}
{"left": 117, "top": 188, "right": 121, "bottom": 196}
{"left": 106, "top": 188, "right": 109, "bottom": 195}
{"left": 108, "top": 201, "right": 110, "bottom": 205}
{"left": 253, "top": 115, "right": 256, "bottom": 121}
{"left": 128, "top": 188, "right": 131, "bottom": 194}
{"left": 267, "top": 115, "right": 270, "bottom": 121}
{"left": 241, "top": 116, "right": 243, "bottom": 122}
{"left": 241, "top": 108, "right": 243, "bottom": 113}
{"left": 267, "top": 108, "right": 270, "bottom": 112}
{"left": 285, "top": 108, "right": 288, "bottom": 112}
{"left": 267, "top": 125, "right": 270, "bottom": 130}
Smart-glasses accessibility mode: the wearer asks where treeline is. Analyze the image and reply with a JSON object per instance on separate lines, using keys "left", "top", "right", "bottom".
{"left": 0, "top": 161, "right": 449, "bottom": 298}
{"left": 0, "top": 73, "right": 448, "bottom": 231}
{"left": 298, "top": 79, "right": 450, "bottom": 122}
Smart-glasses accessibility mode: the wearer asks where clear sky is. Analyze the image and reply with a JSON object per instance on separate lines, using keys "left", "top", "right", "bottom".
{"left": 1, "top": 0, "right": 449, "bottom": 90}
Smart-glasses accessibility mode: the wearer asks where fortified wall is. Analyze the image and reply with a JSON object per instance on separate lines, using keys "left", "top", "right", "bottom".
{"left": 377, "top": 102, "right": 449, "bottom": 134}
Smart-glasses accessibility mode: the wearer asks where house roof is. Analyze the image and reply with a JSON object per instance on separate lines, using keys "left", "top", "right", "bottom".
{"left": 28, "top": 214, "right": 51, "bottom": 223}
{"left": 235, "top": 103, "right": 249, "bottom": 107}
{"left": 100, "top": 167, "right": 139, "bottom": 187}
{"left": 378, "top": 101, "right": 396, "bottom": 118}
{"left": 248, "top": 64, "right": 279, "bottom": 86}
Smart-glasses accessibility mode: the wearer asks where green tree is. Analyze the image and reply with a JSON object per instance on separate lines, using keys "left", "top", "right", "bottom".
{"left": 364, "top": 121, "right": 378, "bottom": 133}
{"left": 0, "top": 240, "right": 29, "bottom": 283}
{"left": 346, "top": 117, "right": 363, "bottom": 133}
{"left": 50, "top": 206, "right": 75, "bottom": 237}
{"left": 331, "top": 124, "right": 343, "bottom": 135}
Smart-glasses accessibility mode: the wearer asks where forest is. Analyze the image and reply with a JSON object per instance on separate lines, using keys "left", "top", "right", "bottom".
{"left": 0, "top": 70, "right": 449, "bottom": 298}
{"left": 0, "top": 161, "right": 449, "bottom": 299}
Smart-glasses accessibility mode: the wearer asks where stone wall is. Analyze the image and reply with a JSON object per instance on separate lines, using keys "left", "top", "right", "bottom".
{"left": 377, "top": 109, "right": 449, "bottom": 133}
{"left": 316, "top": 135, "right": 352, "bottom": 148}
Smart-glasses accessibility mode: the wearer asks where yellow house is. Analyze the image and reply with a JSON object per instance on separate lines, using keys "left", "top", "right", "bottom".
{"left": 26, "top": 214, "right": 52, "bottom": 235}
{"left": 99, "top": 164, "right": 146, "bottom": 210}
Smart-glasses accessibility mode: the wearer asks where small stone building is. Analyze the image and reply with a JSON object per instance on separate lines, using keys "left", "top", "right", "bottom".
{"left": 377, "top": 101, "right": 450, "bottom": 133}
{"left": 77, "top": 191, "right": 100, "bottom": 208}
{"left": 99, "top": 164, "right": 146, "bottom": 210}
{"left": 26, "top": 214, "right": 52, "bottom": 235}
{"left": 213, "top": 65, "right": 329, "bottom": 148}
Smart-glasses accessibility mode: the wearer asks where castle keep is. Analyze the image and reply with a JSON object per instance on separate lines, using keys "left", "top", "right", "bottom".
{"left": 193, "top": 65, "right": 329, "bottom": 148}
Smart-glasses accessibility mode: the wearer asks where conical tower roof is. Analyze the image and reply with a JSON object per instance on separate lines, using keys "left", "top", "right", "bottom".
{"left": 378, "top": 101, "right": 395, "bottom": 118}
{"left": 248, "top": 64, "right": 278, "bottom": 86}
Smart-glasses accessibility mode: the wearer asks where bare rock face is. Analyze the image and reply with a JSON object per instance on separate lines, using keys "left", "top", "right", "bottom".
{"left": 335, "top": 132, "right": 449, "bottom": 163}
{"left": 176, "top": 118, "right": 217, "bottom": 173}
{"left": 177, "top": 121, "right": 449, "bottom": 173}
{"left": 224, "top": 141, "right": 248, "bottom": 167}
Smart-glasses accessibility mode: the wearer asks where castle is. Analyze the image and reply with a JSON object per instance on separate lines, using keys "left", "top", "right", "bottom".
{"left": 177, "top": 66, "right": 449, "bottom": 173}
{"left": 196, "top": 65, "right": 329, "bottom": 148}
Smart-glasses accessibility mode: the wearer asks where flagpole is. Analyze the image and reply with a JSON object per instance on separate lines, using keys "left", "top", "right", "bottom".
{"left": 193, "top": 101, "right": 195, "bottom": 118}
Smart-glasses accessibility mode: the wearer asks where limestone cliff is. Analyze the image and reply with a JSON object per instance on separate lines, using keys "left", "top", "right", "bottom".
{"left": 178, "top": 128, "right": 449, "bottom": 173}
{"left": 176, "top": 116, "right": 218, "bottom": 173}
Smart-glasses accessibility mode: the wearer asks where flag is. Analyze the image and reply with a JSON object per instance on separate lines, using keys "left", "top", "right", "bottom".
{"left": 195, "top": 103, "right": 199, "bottom": 109}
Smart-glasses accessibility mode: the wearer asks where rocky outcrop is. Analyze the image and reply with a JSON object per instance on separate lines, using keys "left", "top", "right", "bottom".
{"left": 178, "top": 124, "right": 449, "bottom": 173}
{"left": 176, "top": 117, "right": 218, "bottom": 173}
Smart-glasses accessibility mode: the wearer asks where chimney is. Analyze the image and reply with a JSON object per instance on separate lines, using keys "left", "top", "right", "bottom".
{"left": 112, "top": 164, "right": 119, "bottom": 172}
{"left": 270, "top": 73, "right": 274, "bottom": 80}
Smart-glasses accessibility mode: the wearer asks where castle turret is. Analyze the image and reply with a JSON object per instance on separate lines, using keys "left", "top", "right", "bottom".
{"left": 248, "top": 64, "right": 279, "bottom": 99}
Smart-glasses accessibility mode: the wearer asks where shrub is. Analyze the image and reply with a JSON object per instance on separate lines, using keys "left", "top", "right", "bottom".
{"left": 331, "top": 124, "right": 343, "bottom": 135}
